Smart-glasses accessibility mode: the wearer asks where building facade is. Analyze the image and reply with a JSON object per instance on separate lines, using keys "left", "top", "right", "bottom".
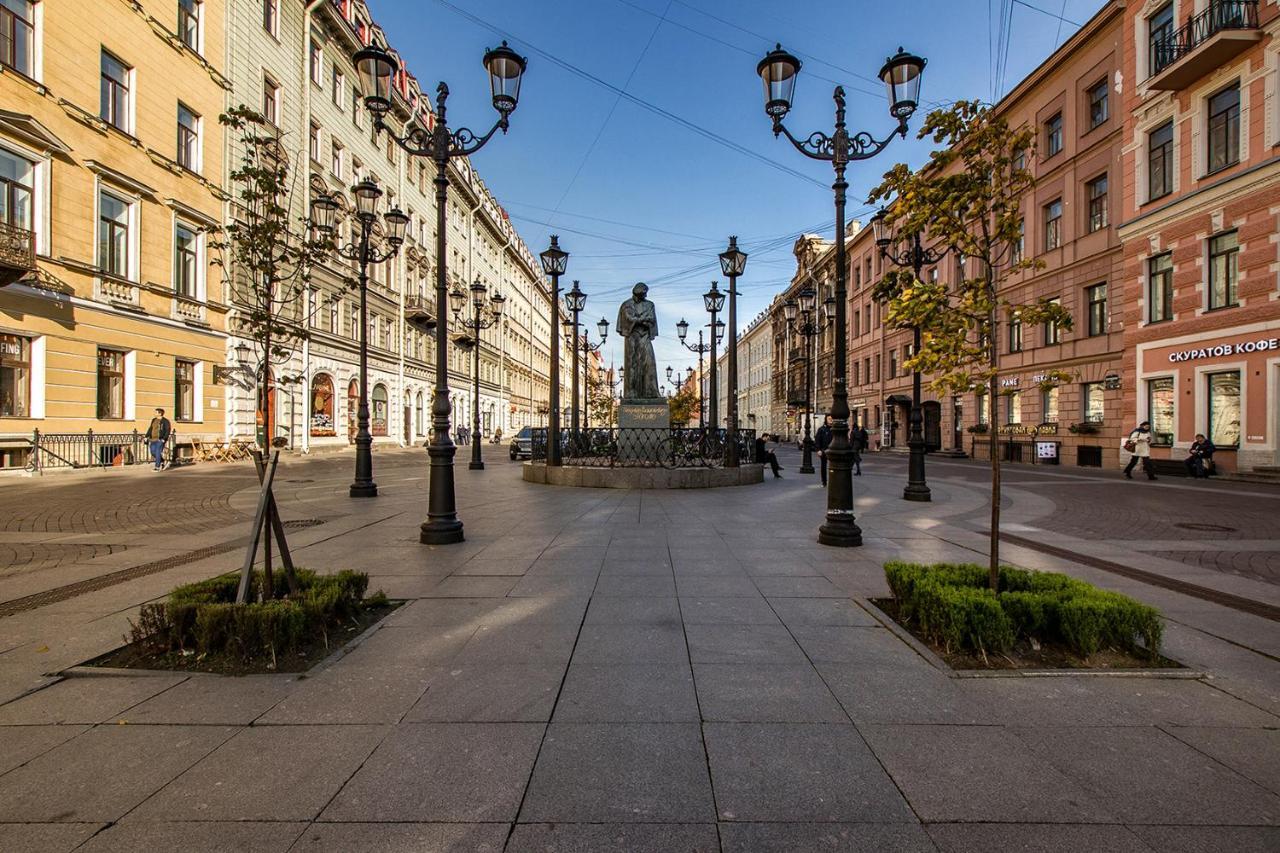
{"left": 1118, "top": 0, "right": 1280, "bottom": 475}
{"left": 771, "top": 234, "right": 841, "bottom": 445}
{"left": 714, "top": 303, "right": 775, "bottom": 438}
{"left": 0, "top": 0, "right": 229, "bottom": 468}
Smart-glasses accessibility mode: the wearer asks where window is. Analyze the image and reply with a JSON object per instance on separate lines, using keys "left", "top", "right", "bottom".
{"left": 332, "top": 67, "right": 344, "bottom": 108}
{"left": 177, "top": 103, "right": 200, "bottom": 170}
{"left": 1008, "top": 315, "right": 1022, "bottom": 353}
{"left": 371, "top": 384, "right": 388, "bottom": 436}
{"left": 1148, "top": 121, "right": 1173, "bottom": 201}
{"left": 0, "top": 333, "right": 30, "bottom": 418}
{"left": 1088, "top": 79, "right": 1108, "bottom": 128}
{"left": 1045, "top": 113, "right": 1062, "bottom": 157}
{"left": 263, "top": 0, "right": 278, "bottom": 36}
{"left": 174, "top": 359, "right": 195, "bottom": 421}
{"left": 309, "top": 40, "right": 322, "bottom": 85}
{"left": 1207, "top": 85, "right": 1240, "bottom": 174}
{"left": 1043, "top": 199, "right": 1062, "bottom": 251}
{"left": 309, "top": 121, "right": 321, "bottom": 163}
{"left": 1082, "top": 381, "right": 1104, "bottom": 423}
{"left": 1207, "top": 371, "right": 1240, "bottom": 447}
{"left": 310, "top": 374, "right": 335, "bottom": 436}
{"left": 1149, "top": 3, "right": 1174, "bottom": 74}
{"left": 0, "top": 147, "right": 34, "bottom": 231}
{"left": 1006, "top": 391, "right": 1022, "bottom": 425}
{"left": 97, "top": 349, "right": 125, "bottom": 419}
{"left": 1041, "top": 386, "right": 1059, "bottom": 425}
{"left": 1147, "top": 377, "right": 1174, "bottom": 446}
{"left": 888, "top": 349, "right": 898, "bottom": 379}
{"left": 351, "top": 85, "right": 363, "bottom": 128}
{"left": 100, "top": 51, "right": 131, "bottom": 133}
{"left": 1086, "top": 283, "right": 1107, "bottom": 337}
{"left": 977, "top": 390, "right": 989, "bottom": 425}
{"left": 1086, "top": 174, "right": 1107, "bottom": 232}
{"left": 1011, "top": 218, "right": 1024, "bottom": 265}
{"left": 262, "top": 76, "right": 280, "bottom": 125}
{"left": 98, "top": 191, "right": 130, "bottom": 278}
{"left": 178, "top": 0, "right": 201, "bottom": 52}
{"left": 1044, "top": 297, "right": 1062, "bottom": 345}
{"left": 1148, "top": 253, "right": 1173, "bottom": 323}
{"left": 1208, "top": 231, "right": 1238, "bottom": 309}
{"left": 174, "top": 222, "right": 199, "bottom": 297}
{"left": 0, "top": 0, "right": 33, "bottom": 76}
{"left": 331, "top": 139, "right": 344, "bottom": 179}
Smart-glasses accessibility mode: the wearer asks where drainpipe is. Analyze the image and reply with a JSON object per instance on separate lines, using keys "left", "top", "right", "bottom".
{"left": 299, "top": 0, "right": 324, "bottom": 452}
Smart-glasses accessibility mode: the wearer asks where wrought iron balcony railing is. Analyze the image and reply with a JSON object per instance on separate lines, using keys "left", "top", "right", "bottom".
{"left": 0, "top": 221, "right": 35, "bottom": 287}
{"left": 1152, "top": 1, "right": 1259, "bottom": 78}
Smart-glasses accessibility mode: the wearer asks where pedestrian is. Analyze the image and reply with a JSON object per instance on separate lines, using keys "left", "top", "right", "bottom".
{"left": 1122, "top": 420, "right": 1157, "bottom": 480}
{"left": 145, "top": 408, "right": 171, "bottom": 471}
{"left": 494, "top": 426, "right": 503, "bottom": 445}
{"left": 1184, "top": 432, "right": 1216, "bottom": 478}
{"left": 815, "top": 415, "right": 833, "bottom": 486}
{"left": 851, "top": 421, "right": 869, "bottom": 476}
{"left": 755, "top": 432, "right": 782, "bottom": 478}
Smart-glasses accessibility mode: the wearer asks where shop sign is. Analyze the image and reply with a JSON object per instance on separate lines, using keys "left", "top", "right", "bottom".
{"left": 1168, "top": 338, "right": 1279, "bottom": 363}
{"left": 1104, "top": 372, "right": 1121, "bottom": 390}
{"left": 1035, "top": 440, "right": 1059, "bottom": 460}
{"left": 997, "top": 423, "right": 1058, "bottom": 436}
{"left": 1000, "top": 377, "right": 1019, "bottom": 388}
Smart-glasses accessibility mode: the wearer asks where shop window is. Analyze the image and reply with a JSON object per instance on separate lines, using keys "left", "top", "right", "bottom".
{"left": 310, "top": 373, "right": 335, "bottom": 436}
{"left": 1041, "top": 386, "right": 1058, "bottom": 425}
{"left": 1, "top": 333, "right": 31, "bottom": 417}
{"left": 1086, "top": 174, "right": 1107, "bottom": 232}
{"left": 1043, "top": 199, "right": 1062, "bottom": 251}
{"left": 1148, "top": 253, "right": 1173, "bottom": 323}
{"left": 0, "top": 147, "right": 34, "bottom": 231}
{"left": 1082, "top": 381, "right": 1104, "bottom": 423}
{"left": 1207, "top": 371, "right": 1240, "bottom": 447}
{"left": 1148, "top": 121, "right": 1173, "bottom": 201}
{"left": 1045, "top": 112, "right": 1063, "bottom": 157}
{"left": 1006, "top": 391, "right": 1022, "bottom": 425}
{"left": 1, "top": 0, "right": 35, "bottom": 77}
{"left": 371, "top": 383, "right": 388, "bottom": 436}
{"left": 1147, "top": 377, "right": 1174, "bottom": 446}
{"left": 1086, "top": 283, "right": 1107, "bottom": 337}
{"left": 1206, "top": 84, "right": 1240, "bottom": 174}
{"left": 1208, "top": 231, "right": 1238, "bottom": 310}
{"left": 100, "top": 50, "right": 131, "bottom": 133}
{"left": 97, "top": 349, "right": 126, "bottom": 420}
{"left": 178, "top": 0, "right": 201, "bottom": 53}
{"left": 1087, "top": 78, "right": 1108, "bottom": 129}
{"left": 174, "top": 359, "right": 195, "bottom": 421}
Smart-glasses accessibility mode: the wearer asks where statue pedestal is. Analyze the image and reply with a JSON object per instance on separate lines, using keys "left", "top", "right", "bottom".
{"left": 617, "top": 399, "right": 669, "bottom": 463}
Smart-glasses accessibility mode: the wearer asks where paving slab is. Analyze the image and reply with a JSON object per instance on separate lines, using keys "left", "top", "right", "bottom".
{"left": 679, "top": 596, "right": 781, "bottom": 625}
{"left": 486, "top": 595, "right": 591, "bottom": 625}
{"left": 554, "top": 662, "right": 699, "bottom": 722}
{"left": 453, "top": 622, "right": 579, "bottom": 663}
{"left": 703, "top": 722, "right": 914, "bottom": 822}
{"left": 131, "top": 724, "right": 386, "bottom": 821}
{"left": 859, "top": 724, "right": 1113, "bottom": 823}
{"left": 572, "top": 623, "right": 688, "bottom": 664}
{"left": 520, "top": 722, "right": 714, "bottom": 823}
{"left": 752, "top": 576, "right": 849, "bottom": 598}
{"left": 258, "top": 662, "right": 436, "bottom": 724}
{"left": 685, "top": 624, "right": 807, "bottom": 665}
{"left": 291, "top": 822, "right": 509, "bottom": 852}
{"left": 719, "top": 822, "right": 936, "bottom": 852}
{"left": 0, "top": 723, "right": 89, "bottom": 775}
{"left": 766, "top": 597, "right": 880, "bottom": 626}
{"left": 925, "top": 822, "right": 1152, "bottom": 852}
{"left": 592, "top": 574, "right": 677, "bottom": 596}
{"left": 387, "top": 597, "right": 503, "bottom": 626}
{"left": 1163, "top": 725, "right": 1280, "bottom": 794}
{"left": 506, "top": 822, "right": 719, "bottom": 852}
{"left": 78, "top": 821, "right": 307, "bottom": 852}
{"left": 0, "top": 724, "right": 234, "bottom": 822}
{"left": 0, "top": 823, "right": 104, "bottom": 853}
{"left": 693, "top": 664, "right": 847, "bottom": 723}
{"left": 674, "top": 575, "right": 761, "bottom": 597}
{"left": 322, "top": 722, "right": 544, "bottom": 822}
{"left": 403, "top": 663, "right": 564, "bottom": 722}
{"left": 1014, "top": 725, "right": 1280, "bottom": 825}
{"left": 122, "top": 675, "right": 295, "bottom": 725}
{"left": 1128, "top": 825, "right": 1280, "bottom": 852}
{"left": 819, "top": 663, "right": 996, "bottom": 725}
{"left": 584, "top": 595, "right": 682, "bottom": 625}
{"left": 790, "top": 625, "right": 927, "bottom": 666}
{"left": 427, "top": 576, "right": 520, "bottom": 597}
{"left": 508, "top": 573, "right": 598, "bottom": 597}
{"left": 0, "top": 675, "right": 186, "bottom": 724}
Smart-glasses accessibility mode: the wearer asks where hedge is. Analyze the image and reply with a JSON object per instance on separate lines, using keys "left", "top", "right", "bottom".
{"left": 885, "top": 561, "right": 1163, "bottom": 659}
{"left": 129, "top": 569, "right": 385, "bottom": 662}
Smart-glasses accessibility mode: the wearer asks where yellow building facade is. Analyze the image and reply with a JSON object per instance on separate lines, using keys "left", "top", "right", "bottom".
{"left": 0, "top": 0, "right": 228, "bottom": 468}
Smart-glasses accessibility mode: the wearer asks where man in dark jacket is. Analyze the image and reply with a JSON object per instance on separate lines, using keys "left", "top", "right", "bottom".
{"left": 145, "top": 408, "right": 171, "bottom": 471}
{"left": 755, "top": 433, "right": 782, "bottom": 478}
{"left": 815, "top": 415, "right": 833, "bottom": 486}
{"left": 850, "top": 422, "right": 869, "bottom": 476}
{"left": 1184, "top": 433, "right": 1216, "bottom": 478}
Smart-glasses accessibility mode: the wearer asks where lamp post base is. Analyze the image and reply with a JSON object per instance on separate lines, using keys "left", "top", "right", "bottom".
{"left": 468, "top": 461, "right": 485, "bottom": 471}
{"left": 818, "top": 515, "right": 863, "bottom": 547}
{"left": 903, "top": 483, "right": 932, "bottom": 502}
{"left": 420, "top": 520, "right": 465, "bottom": 544}
{"left": 349, "top": 482, "right": 378, "bottom": 498}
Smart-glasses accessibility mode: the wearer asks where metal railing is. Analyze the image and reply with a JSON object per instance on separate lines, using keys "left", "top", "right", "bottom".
{"left": 0, "top": 221, "right": 35, "bottom": 286}
{"left": 530, "top": 427, "right": 758, "bottom": 468}
{"left": 1152, "top": 1, "right": 1258, "bottom": 75}
{"left": 23, "top": 429, "right": 179, "bottom": 473}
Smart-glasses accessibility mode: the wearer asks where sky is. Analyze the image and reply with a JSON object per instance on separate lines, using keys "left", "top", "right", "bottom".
{"left": 369, "top": 0, "right": 1109, "bottom": 384}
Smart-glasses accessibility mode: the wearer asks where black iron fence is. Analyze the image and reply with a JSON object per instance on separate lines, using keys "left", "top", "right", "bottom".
{"left": 530, "top": 427, "right": 757, "bottom": 468}
{"left": 22, "top": 429, "right": 179, "bottom": 473}
{"left": 969, "top": 435, "right": 1062, "bottom": 466}
{"left": 1152, "top": 1, "right": 1258, "bottom": 74}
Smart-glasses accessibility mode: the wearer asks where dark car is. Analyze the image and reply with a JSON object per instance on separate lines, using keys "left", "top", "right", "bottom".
{"left": 510, "top": 426, "right": 537, "bottom": 460}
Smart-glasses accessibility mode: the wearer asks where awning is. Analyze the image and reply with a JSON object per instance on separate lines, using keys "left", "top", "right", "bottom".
{"left": 886, "top": 394, "right": 912, "bottom": 405}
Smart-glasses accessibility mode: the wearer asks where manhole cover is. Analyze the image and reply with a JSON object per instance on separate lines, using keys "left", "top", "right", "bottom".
{"left": 1173, "top": 522, "right": 1237, "bottom": 533}
{"left": 282, "top": 519, "right": 325, "bottom": 529}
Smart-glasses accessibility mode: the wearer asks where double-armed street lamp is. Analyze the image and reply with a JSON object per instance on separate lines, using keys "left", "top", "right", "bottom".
{"left": 539, "top": 236, "right": 569, "bottom": 467}
{"left": 676, "top": 283, "right": 726, "bottom": 430}
{"left": 310, "top": 178, "right": 408, "bottom": 498}
{"left": 354, "top": 38, "right": 527, "bottom": 543}
{"left": 758, "top": 41, "right": 926, "bottom": 547}
{"left": 450, "top": 278, "right": 505, "bottom": 470}
{"left": 782, "top": 286, "right": 835, "bottom": 475}
{"left": 872, "top": 210, "right": 952, "bottom": 502}
{"left": 719, "top": 238, "right": 749, "bottom": 466}
{"left": 563, "top": 308, "right": 607, "bottom": 435}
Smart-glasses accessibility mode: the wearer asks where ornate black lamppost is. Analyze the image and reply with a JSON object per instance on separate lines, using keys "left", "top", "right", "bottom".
{"left": 449, "top": 278, "right": 505, "bottom": 470}
{"left": 719, "top": 238, "right": 748, "bottom": 466}
{"left": 675, "top": 319, "right": 711, "bottom": 426}
{"left": 758, "top": 42, "right": 925, "bottom": 547}
{"left": 872, "top": 210, "right": 951, "bottom": 502}
{"left": 313, "top": 178, "right": 408, "bottom": 498}
{"left": 355, "top": 39, "right": 526, "bottom": 543}
{"left": 782, "top": 287, "right": 833, "bottom": 475}
{"left": 539, "top": 236, "right": 569, "bottom": 467}
{"left": 565, "top": 310, "right": 607, "bottom": 434}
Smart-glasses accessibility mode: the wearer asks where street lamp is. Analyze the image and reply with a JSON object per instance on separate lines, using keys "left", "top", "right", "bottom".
{"left": 356, "top": 38, "right": 527, "bottom": 543}
{"left": 451, "top": 278, "right": 504, "bottom": 470}
{"left": 568, "top": 315, "right": 607, "bottom": 433}
{"left": 315, "top": 179, "right": 407, "bottom": 498}
{"left": 702, "top": 281, "right": 725, "bottom": 438}
{"left": 539, "top": 236, "right": 569, "bottom": 467}
{"left": 758, "top": 42, "right": 925, "bottom": 547}
{"left": 564, "top": 280, "right": 588, "bottom": 449}
{"left": 875, "top": 208, "right": 952, "bottom": 502}
{"left": 719, "top": 236, "right": 748, "bottom": 466}
{"left": 676, "top": 315, "right": 721, "bottom": 427}
{"left": 782, "top": 285, "right": 827, "bottom": 475}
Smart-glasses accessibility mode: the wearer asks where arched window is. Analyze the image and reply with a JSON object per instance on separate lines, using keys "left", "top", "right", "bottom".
{"left": 371, "top": 383, "right": 388, "bottom": 436}
{"left": 346, "top": 378, "right": 359, "bottom": 443}
{"left": 415, "top": 390, "right": 424, "bottom": 436}
{"left": 310, "top": 374, "right": 335, "bottom": 436}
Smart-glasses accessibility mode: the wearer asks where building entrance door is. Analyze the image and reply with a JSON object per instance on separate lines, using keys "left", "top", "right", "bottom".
{"left": 923, "top": 401, "right": 942, "bottom": 451}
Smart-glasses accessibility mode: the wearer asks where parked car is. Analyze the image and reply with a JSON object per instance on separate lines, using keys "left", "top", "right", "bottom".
{"left": 510, "top": 426, "right": 537, "bottom": 460}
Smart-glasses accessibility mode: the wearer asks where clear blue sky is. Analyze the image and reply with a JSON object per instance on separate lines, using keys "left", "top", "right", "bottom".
{"left": 370, "top": 0, "right": 1107, "bottom": 380}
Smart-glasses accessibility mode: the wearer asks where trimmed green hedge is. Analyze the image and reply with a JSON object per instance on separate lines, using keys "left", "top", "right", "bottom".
{"left": 885, "top": 561, "right": 1163, "bottom": 659}
{"left": 129, "top": 569, "right": 386, "bottom": 661}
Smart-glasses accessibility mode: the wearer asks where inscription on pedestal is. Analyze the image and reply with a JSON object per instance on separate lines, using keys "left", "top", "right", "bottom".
{"left": 618, "top": 401, "right": 670, "bottom": 462}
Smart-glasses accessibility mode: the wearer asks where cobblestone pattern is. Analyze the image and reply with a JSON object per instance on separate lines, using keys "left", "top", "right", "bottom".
{"left": 1148, "top": 550, "right": 1280, "bottom": 586}
{"left": 0, "top": 477, "right": 244, "bottom": 536}
{"left": 0, "top": 544, "right": 126, "bottom": 576}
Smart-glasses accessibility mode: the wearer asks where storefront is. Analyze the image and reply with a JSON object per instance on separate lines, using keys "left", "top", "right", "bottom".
{"left": 1137, "top": 327, "right": 1278, "bottom": 474}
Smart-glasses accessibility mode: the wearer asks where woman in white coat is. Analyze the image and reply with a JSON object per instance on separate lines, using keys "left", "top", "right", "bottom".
{"left": 1123, "top": 421, "right": 1156, "bottom": 481}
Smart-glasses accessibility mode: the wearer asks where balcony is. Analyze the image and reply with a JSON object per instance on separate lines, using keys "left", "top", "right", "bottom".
{"left": 1148, "top": 1, "right": 1261, "bottom": 91}
{"left": 405, "top": 295, "right": 437, "bottom": 334}
{"left": 0, "top": 222, "right": 35, "bottom": 287}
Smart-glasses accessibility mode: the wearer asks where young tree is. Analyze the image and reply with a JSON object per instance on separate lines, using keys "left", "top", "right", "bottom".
{"left": 210, "top": 106, "right": 334, "bottom": 602}
{"left": 587, "top": 367, "right": 618, "bottom": 427}
{"left": 668, "top": 383, "right": 700, "bottom": 427}
{"left": 869, "top": 101, "right": 1072, "bottom": 591}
